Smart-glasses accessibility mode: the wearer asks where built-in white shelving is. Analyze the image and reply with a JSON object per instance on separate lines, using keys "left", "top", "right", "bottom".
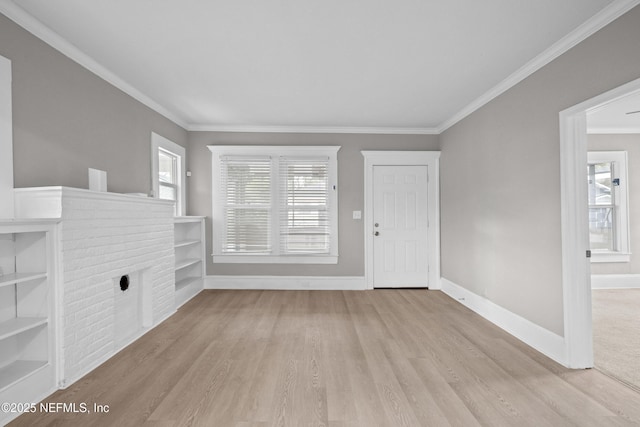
{"left": 0, "top": 219, "right": 58, "bottom": 426}
{"left": 174, "top": 217, "right": 205, "bottom": 308}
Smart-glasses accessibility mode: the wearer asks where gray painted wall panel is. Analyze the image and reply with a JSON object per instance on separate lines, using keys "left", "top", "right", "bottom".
{"left": 440, "top": 6, "right": 640, "bottom": 336}
{"left": 187, "top": 132, "right": 439, "bottom": 276}
{"left": 0, "top": 14, "right": 187, "bottom": 194}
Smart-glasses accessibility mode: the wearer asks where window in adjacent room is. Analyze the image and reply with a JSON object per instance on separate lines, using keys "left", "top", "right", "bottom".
{"left": 587, "top": 151, "right": 630, "bottom": 262}
{"left": 208, "top": 145, "right": 340, "bottom": 264}
{"left": 152, "top": 132, "right": 186, "bottom": 216}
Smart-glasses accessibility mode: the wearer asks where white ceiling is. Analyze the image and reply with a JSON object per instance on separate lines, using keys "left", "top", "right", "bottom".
{"left": 588, "top": 91, "right": 640, "bottom": 133}
{"left": 1, "top": 0, "right": 636, "bottom": 132}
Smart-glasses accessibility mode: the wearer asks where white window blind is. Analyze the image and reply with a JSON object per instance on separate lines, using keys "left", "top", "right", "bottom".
{"left": 280, "top": 157, "right": 330, "bottom": 254}
{"left": 209, "top": 145, "right": 340, "bottom": 264}
{"left": 221, "top": 156, "right": 271, "bottom": 253}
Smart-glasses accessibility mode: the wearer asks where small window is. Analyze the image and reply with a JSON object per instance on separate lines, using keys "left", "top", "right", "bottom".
{"left": 152, "top": 133, "right": 186, "bottom": 216}
{"left": 587, "top": 151, "right": 630, "bottom": 262}
{"left": 209, "top": 145, "right": 340, "bottom": 264}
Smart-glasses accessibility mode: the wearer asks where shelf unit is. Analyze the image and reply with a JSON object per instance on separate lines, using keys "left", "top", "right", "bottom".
{"left": 174, "top": 217, "right": 205, "bottom": 308}
{"left": 0, "top": 219, "right": 58, "bottom": 426}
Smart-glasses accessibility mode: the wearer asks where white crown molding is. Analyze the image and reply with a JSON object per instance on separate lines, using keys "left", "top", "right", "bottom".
{"left": 0, "top": 0, "right": 189, "bottom": 130}
{"left": 187, "top": 124, "right": 440, "bottom": 134}
{"left": 587, "top": 127, "right": 640, "bottom": 134}
{"left": 437, "top": 0, "right": 640, "bottom": 133}
{"left": 3, "top": 0, "right": 637, "bottom": 136}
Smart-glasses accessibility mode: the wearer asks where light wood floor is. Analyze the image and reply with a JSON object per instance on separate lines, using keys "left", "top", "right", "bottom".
{"left": 10, "top": 290, "right": 640, "bottom": 426}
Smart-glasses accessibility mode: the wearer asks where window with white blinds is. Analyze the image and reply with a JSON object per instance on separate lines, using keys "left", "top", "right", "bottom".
{"left": 209, "top": 145, "right": 340, "bottom": 264}
{"left": 151, "top": 133, "right": 185, "bottom": 216}
{"left": 280, "top": 157, "right": 330, "bottom": 254}
{"left": 222, "top": 157, "right": 271, "bottom": 253}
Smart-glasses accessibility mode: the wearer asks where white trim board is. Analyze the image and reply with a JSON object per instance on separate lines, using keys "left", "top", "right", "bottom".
{"left": 205, "top": 275, "right": 366, "bottom": 290}
{"left": 441, "top": 278, "right": 566, "bottom": 366}
{"left": 190, "top": 125, "right": 439, "bottom": 135}
{"left": 591, "top": 274, "right": 640, "bottom": 289}
{"left": 58, "top": 309, "right": 176, "bottom": 389}
{"left": 0, "top": 54, "right": 13, "bottom": 219}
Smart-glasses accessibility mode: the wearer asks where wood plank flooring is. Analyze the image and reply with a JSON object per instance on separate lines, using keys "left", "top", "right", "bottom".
{"left": 9, "top": 290, "right": 640, "bottom": 426}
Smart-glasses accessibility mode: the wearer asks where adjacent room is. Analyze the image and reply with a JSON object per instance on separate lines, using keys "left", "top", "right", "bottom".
{"left": 1, "top": 0, "right": 639, "bottom": 425}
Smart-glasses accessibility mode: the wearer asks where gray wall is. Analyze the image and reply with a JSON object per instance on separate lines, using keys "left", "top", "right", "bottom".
{"left": 588, "top": 133, "right": 640, "bottom": 275}
{"left": 440, "top": 6, "right": 640, "bottom": 337}
{"left": 187, "top": 132, "right": 439, "bottom": 276}
{"left": 0, "top": 14, "right": 187, "bottom": 194}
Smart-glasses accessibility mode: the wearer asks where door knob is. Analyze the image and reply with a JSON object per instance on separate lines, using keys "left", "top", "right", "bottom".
{"left": 374, "top": 231, "right": 379, "bottom": 236}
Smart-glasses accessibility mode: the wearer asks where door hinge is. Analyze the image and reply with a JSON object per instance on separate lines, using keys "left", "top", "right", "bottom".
{"left": 586, "top": 250, "right": 591, "bottom": 258}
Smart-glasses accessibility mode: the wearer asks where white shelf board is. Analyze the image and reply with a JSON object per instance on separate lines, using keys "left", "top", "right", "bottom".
{"left": 175, "top": 276, "right": 201, "bottom": 291}
{"left": 0, "top": 272, "right": 47, "bottom": 288}
{"left": 0, "top": 317, "right": 47, "bottom": 341}
{"left": 0, "top": 360, "right": 48, "bottom": 391}
{"left": 174, "top": 239, "right": 201, "bottom": 249}
{"left": 175, "top": 258, "right": 201, "bottom": 271}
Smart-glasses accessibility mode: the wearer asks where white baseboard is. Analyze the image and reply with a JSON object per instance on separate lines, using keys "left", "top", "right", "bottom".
{"left": 59, "top": 309, "right": 176, "bottom": 389}
{"left": 441, "top": 278, "right": 566, "bottom": 365}
{"left": 205, "top": 275, "right": 366, "bottom": 290}
{"left": 591, "top": 274, "right": 640, "bottom": 289}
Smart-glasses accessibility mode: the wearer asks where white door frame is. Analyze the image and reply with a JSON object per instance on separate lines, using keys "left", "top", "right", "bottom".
{"left": 559, "top": 76, "right": 640, "bottom": 368}
{"left": 362, "top": 151, "right": 441, "bottom": 290}
{"left": 0, "top": 54, "right": 13, "bottom": 219}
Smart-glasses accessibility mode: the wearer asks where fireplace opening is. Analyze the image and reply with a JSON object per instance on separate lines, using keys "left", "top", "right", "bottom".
{"left": 119, "top": 275, "right": 130, "bottom": 291}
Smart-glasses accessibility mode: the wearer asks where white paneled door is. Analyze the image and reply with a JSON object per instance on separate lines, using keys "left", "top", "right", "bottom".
{"left": 373, "top": 165, "right": 429, "bottom": 288}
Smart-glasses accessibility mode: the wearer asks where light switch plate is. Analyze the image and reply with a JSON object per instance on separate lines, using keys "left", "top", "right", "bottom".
{"left": 352, "top": 210, "right": 362, "bottom": 220}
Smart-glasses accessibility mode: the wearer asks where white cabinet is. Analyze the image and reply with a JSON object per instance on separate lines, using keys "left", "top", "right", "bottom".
{"left": 174, "top": 217, "right": 205, "bottom": 308}
{"left": 0, "top": 220, "right": 58, "bottom": 425}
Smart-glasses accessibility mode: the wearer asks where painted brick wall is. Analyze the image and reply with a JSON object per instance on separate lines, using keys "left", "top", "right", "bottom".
{"left": 14, "top": 187, "right": 175, "bottom": 385}
{"left": 60, "top": 193, "right": 174, "bottom": 384}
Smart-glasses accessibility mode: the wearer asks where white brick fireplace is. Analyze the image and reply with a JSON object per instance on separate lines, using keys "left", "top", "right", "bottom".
{"left": 14, "top": 187, "right": 175, "bottom": 386}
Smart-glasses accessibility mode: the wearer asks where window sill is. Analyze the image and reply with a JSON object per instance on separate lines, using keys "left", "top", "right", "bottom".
{"left": 213, "top": 255, "right": 338, "bottom": 264}
{"left": 591, "top": 252, "right": 631, "bottom": 263}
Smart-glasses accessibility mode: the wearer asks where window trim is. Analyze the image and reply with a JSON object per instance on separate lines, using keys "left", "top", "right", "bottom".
{"left": 151, "top": 132, "right": 186, "bottom": 216}
{"left": 588, "top": 150, "right": 630, "bottom": 263}
{"left": 208, "top": 145, "right": 340, "bottom": 264}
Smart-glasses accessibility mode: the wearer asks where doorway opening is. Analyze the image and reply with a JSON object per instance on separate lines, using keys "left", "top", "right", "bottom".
{"left": 560, "top": 77, "right": 640, "bottom": 369}
{"left": 586, "top": 92, "right": 640, "bottom": 391}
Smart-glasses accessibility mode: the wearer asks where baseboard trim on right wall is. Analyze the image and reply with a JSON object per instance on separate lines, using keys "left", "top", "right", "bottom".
{"left": 441, "top": 278, "right": 566, "bottom": 366}
{"left": 591, "top": 274, "right": 640, "bottom": 289}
